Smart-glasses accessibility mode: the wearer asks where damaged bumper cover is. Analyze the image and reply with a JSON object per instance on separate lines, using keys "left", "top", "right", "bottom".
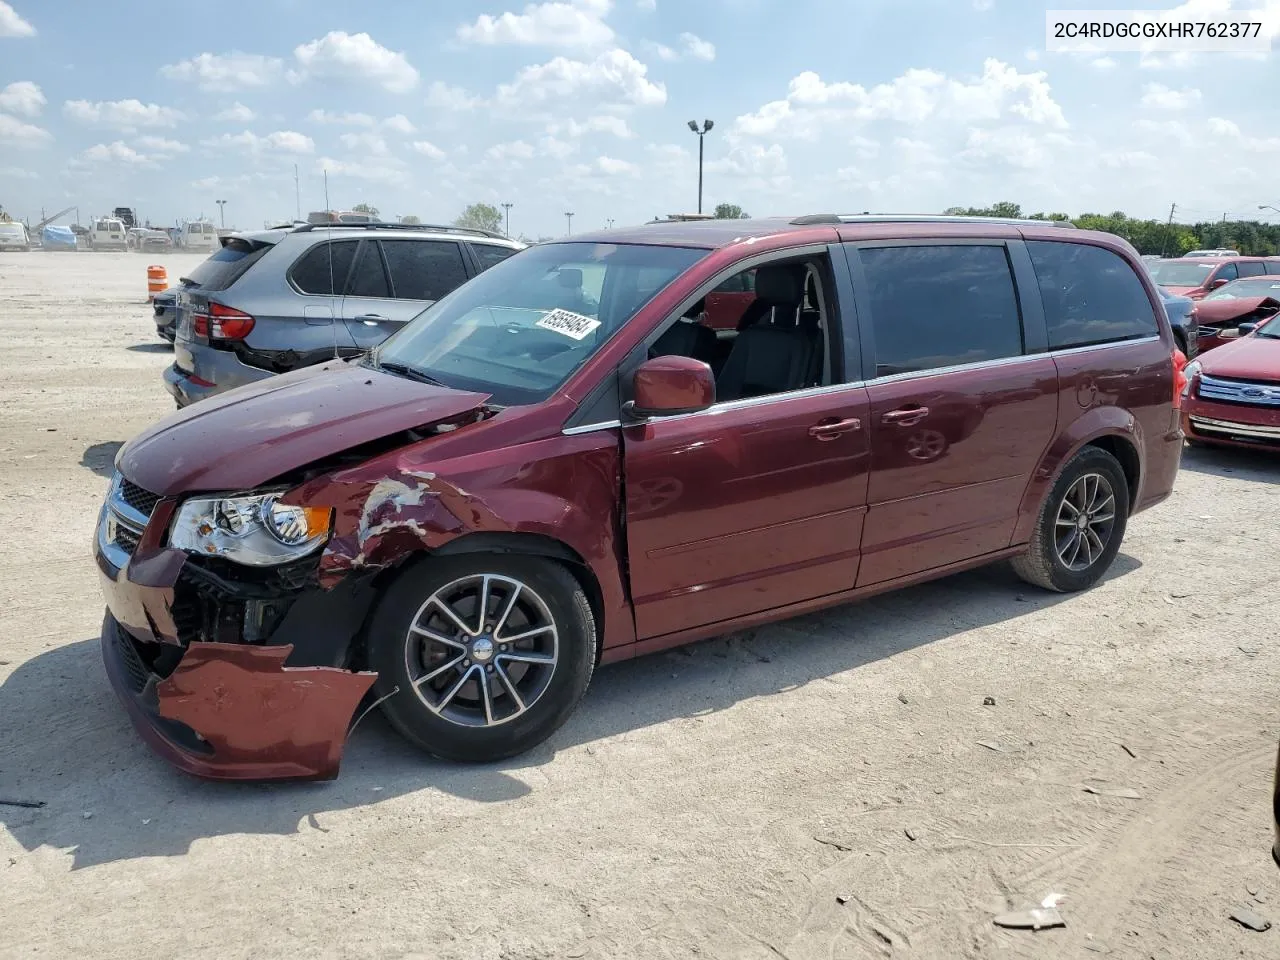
{"left": 97, "top": 534, "right": 377, "bottom": 781}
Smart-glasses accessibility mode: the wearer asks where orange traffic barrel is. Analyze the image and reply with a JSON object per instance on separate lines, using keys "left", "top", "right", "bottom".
{"left": 147, "top": 265, "right": 167, "bottom": 301}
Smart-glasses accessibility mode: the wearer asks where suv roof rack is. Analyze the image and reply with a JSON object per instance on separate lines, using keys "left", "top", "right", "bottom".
{"left": 790, "top": 214, "right": 1077, "bottom": 228}
{"left": 292, "top": 221, "right": 510, "bottom": 240}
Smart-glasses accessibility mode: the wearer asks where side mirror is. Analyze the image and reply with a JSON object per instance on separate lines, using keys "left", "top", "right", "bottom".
{"left": 623, "top": 356, "right": 715, "bottom": 420}
{"left": 1208, "top": 278, "right": 1229, "bottom": 290}
{"left": 1238, "top": 322, "right": 1259, "bottom": 335}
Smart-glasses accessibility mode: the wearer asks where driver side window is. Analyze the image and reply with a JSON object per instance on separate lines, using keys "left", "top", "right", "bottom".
{"left": 647, "top": 256, "right": 836, "bottom": 404}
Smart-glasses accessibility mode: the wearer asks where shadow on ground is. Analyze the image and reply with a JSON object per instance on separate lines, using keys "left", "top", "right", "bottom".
{"left": 125, "top": 343, "right": 173, "bottom": 354}
{"left": 0, "top": 556, "right": 1140, "bottom": 869}
{"left": 1180, "top": 443, "right": 1280, "bottom": 485}
{"left": 80, "top": 441, "right": 124, "bottom": 478}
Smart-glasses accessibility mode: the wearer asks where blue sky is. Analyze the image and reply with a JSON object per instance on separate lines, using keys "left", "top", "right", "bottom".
{"left": 1, "top": 0, "right": 1278, "bottom": 236}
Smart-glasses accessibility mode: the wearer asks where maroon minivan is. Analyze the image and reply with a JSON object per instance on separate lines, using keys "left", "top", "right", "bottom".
{"left": 96, "top": 215, "right": 1185, "bottom": 780}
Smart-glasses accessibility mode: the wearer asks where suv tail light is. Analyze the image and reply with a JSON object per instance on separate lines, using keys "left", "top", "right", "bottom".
{"left": 1172, "top": 348, "right": 1188, "bottom": 410}
{"left": 192, "top": 302, "right": 256, "bottom": 341}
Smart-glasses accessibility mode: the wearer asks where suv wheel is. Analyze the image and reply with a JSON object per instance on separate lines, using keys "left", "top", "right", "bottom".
{"left": 368, "top": 554, "right": 596, "bottom": 763}
{"left": 1011, "top": 446, "right": 1130, "bottom": 593}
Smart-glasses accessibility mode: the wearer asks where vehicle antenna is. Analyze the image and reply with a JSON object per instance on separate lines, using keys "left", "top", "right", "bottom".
{"left": 325, "top": 168, "right": 339, "bottom": 362}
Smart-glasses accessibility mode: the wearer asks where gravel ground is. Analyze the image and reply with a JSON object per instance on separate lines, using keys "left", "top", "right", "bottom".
{"left": 1, "top": 251, "right": 1277, "bottom": 960}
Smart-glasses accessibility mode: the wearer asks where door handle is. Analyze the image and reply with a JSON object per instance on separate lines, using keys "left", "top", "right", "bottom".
{"left": 353, "top": 313, "right": 388, "bottom": 324}
{"left": 808, "top": 417, "right": 862, "bottom": 440}
{"left": 881, "top": 406, "right": 930, "bottom": 426}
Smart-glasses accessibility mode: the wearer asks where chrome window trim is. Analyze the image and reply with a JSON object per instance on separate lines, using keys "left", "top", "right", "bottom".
{"left": 559, "top": 335, "right": 1164, "bottom": 436}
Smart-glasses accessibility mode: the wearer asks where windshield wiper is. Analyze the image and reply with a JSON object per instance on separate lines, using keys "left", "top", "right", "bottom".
{"left": 375, "top": 359, "right": 448, "bottom": 387}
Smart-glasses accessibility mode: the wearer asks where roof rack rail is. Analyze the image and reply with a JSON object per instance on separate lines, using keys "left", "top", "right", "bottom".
{"left": 791, "top": 213, "right": 1077, "bottom": 228}
{"left": 293, "top": 221, "right": 510, "bottom": 240}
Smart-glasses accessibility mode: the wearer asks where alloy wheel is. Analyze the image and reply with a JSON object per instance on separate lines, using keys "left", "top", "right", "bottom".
{"left": 404, "top": 574, "right": 559, "bottom": 728}
{"left": 1053, "top": 472, "right": 1117, "bottom": 572}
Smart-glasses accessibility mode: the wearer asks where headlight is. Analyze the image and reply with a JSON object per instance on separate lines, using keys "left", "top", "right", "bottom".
{"left": 1182, "top": 359, "right": 1201, "bottom": 394}
{"left": 170, "top": 492, "right": 332, "bottom": 566}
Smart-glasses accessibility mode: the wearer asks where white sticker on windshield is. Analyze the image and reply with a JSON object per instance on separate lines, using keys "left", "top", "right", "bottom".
{"left": 535, "top": 308, "right": 601, "bottom": 341}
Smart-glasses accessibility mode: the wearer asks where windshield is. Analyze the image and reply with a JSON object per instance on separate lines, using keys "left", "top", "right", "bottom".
{"left": 0, "top": 223, "right": 25, "bottom": 237}
{"left": 1202, "top": 278, "right": 1280, "bottom": 301}
{"left": 372, "top": 241, "right": 707, "bottom": 406}
{"left": 183, "top": 237, "right": 275, "bottom": 291}
{"left": 1147, "top": 261, "right": 1214, "bottom": 286}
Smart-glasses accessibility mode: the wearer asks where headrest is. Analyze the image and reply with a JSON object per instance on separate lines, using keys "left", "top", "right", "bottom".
{"left": 754, "top": 264, "right": 805, "bottom": 305}
{"left": 557, "top": 268, "right": 583, "bottom": 289}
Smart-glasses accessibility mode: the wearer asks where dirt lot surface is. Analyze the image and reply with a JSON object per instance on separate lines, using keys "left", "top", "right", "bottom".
{"left": 1, "top": 251, "right": 1277, "bottom": 960}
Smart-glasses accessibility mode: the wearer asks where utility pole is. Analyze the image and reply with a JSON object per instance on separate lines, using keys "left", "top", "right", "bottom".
{"left": 1162, "top": 202, "right": 1176, "bottom": 258}
{"left": 565, "top": 211, "right": 574, "bottom": 235}
{"left": 687, "top": 119, "right": 715, "bottom": 214}
{"left": 501, "top": 202, "right": 513, "bottom": 237}
{"left": 294, "top": 164, "right": 301, "bottom": 222}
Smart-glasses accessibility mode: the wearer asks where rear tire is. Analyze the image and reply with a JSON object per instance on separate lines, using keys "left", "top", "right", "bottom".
{"left": 368, "top": 554, "right": 596, "bottom": 763}
{"left": 1011, "top": 446, "right": 1130, "bottom": 593}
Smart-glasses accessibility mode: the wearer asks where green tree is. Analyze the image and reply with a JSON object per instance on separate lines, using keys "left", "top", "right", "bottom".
{"left": 455, "top": 202, "right": 503, "bottom": 234}
{"left": 352, "top": 202, "right": 380, "bottom": 218}
{"left": 399, "top": 215, "right": 421, "bottom": 224}
{"left": 713, "top": 203, "right": 750, "bottom": 219}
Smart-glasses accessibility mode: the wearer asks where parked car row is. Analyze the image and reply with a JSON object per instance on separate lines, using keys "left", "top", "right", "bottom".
{"left": 101, "top": 213, "right": 1186, "bottom": 781}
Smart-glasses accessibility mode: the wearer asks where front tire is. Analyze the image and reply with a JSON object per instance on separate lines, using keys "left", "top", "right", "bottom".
{"left": 1011, "top": 446, "right": 1130, "bottom": 593}
{"left": 368, "top": 554, "right": 596, "bottom": 763}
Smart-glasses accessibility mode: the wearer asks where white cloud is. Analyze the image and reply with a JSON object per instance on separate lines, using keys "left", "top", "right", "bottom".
{"left": 457, "top": 0, "right": 615, "bottom": 49}
{"left": 546, "top": 115, "right": 634, "bottom": 138}
{"left": 637, "top": 0, "right": 655, "bottom": 9}
{"left": 1091, "top": 57, "right": 1118, "bottom": 71}
{"left": 315, "top": 155, "right": 410, "bottom": 186}
{"left": 735, "top": 59, "right": 1067, "bottom": 138}
{"left": 1207, "top": 117, "right": 1241, "bottom": 137}
{"left": 539, "top": 135, "right": 578, "bottom": 159}
{"left": 496, "top": 48, "right": 666, "bottom": 109}
{"left": 340, "top": 131, "right": 390, "bottom": 156}
{"left": 160, "top": 52, "right": 284, "bottom": 90}
{"left": 0, "top": 112, "right": 50, "bottom": 144}
{"left": 205, "top": 129, "right": 315, "bottom": 154}
{"left": 649, "top": 32, "right": 715, "bottom": 62}
{"left": 959, "top": 127, "right": 1070, "bottom": 170}
{"left": 1137, "top": 118, "right": 1194, "bottom": 147}
{"left": 308, "top": 109, "right": 376, "bottom": 126}
{"left": 135, "top": 135, "right": 189, "bottom": 154}
{"left": 64, "top": 98, "right": 184, "bottom": 130}
{"left": 411, "top": 140, "right": 446, "bottom": 160}
{"left": 383, "top": 113, "right": 415, "bottom": 134}
{"left": 0, "top": 165, "right": 37, "bottom": 179}
{"left": 708, "top": 143, "right": 788, "bottom": 177}
{"left": 486, "top": 139, "right": 537, "bottom": 162}
{"left": 973, "top": 0, "right": 994, "bottom": 9}
{"left": 1140, "top": 83, "right": 1202, "bottom": 110}
{"left": 215, "top": 102, "right": 256, "bottom": 123}
{"left": 678, "top": 33, "right": 715, "bottom": 62}
{"left": 80, "top": 141, "right": 155, "bottom": 166}
{"left": 1099, "top": 150, "right": 1159, "bottom": 169}
{"left": 0, "top": 80, "right": 43, "bottom": 117}
{"left": 293, "top": 32, "right": 419, "bottom": 93}
{"left": 0, "top": 2, "right": 34, "bottom": 37}
{"left": 425, "top": 81, "right": 481, "bottom": 111}
{"left": 596, "top": 155, "right": 638, "bottom": 175}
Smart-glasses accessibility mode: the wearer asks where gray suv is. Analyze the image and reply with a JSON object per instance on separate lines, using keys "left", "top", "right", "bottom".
{"left": 163, "top": 223, "right": 525, "bottom": 407}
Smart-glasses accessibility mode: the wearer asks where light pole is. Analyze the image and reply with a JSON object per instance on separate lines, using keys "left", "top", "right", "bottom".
{"left": 606, "top": 218, "right": 615, "bottom": 229}
{"left": 687, "top": 119, "right": 714, "bottom": 214}
{"left": 1259, "top": 204, "right": 1280, "bottom": 215}
{"left": 501, "top": 202, "right": 513, "bottom": 237}
{"left": 565, "top": 211, "right": 574, "bottom": 235}
{"left": 216, "top": 199, "right": 227, "bottom": 228}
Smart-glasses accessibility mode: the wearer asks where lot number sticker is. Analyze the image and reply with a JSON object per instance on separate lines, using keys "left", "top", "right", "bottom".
{"left": 535, "top": 308, "right": 601, "bottom": 340}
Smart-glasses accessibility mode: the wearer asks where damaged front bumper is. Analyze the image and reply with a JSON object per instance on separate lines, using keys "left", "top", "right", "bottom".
{"left": 95, "top": 482, "right": 378, "bottom": 781}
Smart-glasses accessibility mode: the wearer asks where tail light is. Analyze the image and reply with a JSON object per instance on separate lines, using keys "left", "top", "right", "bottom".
{"left": 1172, "top": 348, "right": 1188, "bottom": 410}
{"left": 192, "top": 302, "right": 256, "bottom": 341}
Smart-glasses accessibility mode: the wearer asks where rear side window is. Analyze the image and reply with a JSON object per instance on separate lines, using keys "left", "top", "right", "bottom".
{"left": 470, "top": 243, "right": 518, "bottom": 272}
{"left": 381, "top": 239, "right": 469, "bottom": 301}
{"left": 1237, "top": 260, "right": 1265, "bottom": 278}
{"left": 185, "top": 238, "right": 276, "bottom": 292}
{"left": 1214, "top": 262, "right": 1239, "bottom": 282}
{"left": 290, "top": 240, "right": 358, "bottom": 295}
{"left": 1027, "top": 241, "right": 1159, "bottom": 350}
{"left": 860, "top": 244, "right": 1024, "bottom": 376}
{"left": 347, "top": 242, "right": 390, "bottom": 298}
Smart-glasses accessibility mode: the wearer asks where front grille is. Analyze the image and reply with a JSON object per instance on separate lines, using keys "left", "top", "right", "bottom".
{"left": 113, "top": 626, "right": 152, "bottom": 694}
{"left": 1189, "top": 415, "right": 1280, "bottom": 445}
{"left": 118, "top": 477, "right": 161, "bottom": 517}
{"left": 113, "top": 523, "right": 141, "bottom": 554}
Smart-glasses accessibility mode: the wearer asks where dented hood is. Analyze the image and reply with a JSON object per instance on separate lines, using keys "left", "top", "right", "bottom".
{"left": 120, "top": 361, "right": 491, "bottom": 496}
{"left": 1198, "top": 329, "right": 1280, "bottom": 381}
{"left": 1193, "top": 296, "right": 1280, "bottom": 326}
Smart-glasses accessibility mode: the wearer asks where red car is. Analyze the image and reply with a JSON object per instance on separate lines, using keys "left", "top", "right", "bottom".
{"left": 1147, "top": 256, "right": 1280, "bottom": 300}
{"left": 1187, "top": 277, "right": 1280, "bottom": 352}
{"left": 96, "top": 215, "right": 1185, "bottom": 780}
{"left": 1182, "top": 315, "right": 1280, "bottom": 451}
